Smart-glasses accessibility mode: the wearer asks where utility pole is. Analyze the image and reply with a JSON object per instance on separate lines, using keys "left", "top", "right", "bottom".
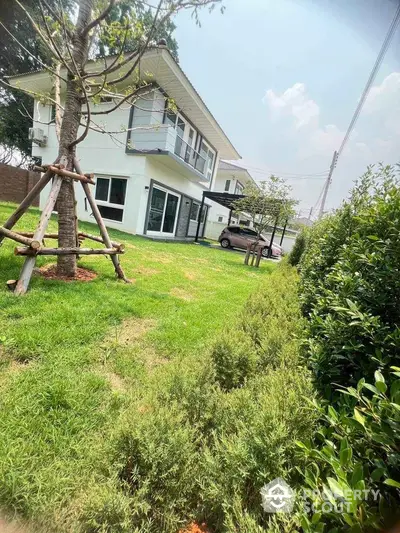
{"left": 308, "top": 207, "right": 313, "bottom": 221}
{"left": 319, "top": 150, "right": 338, "bottom": 219}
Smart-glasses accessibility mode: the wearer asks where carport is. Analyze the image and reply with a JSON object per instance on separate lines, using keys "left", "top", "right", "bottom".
{"left": 194, "top": 191, "right": 245, "bottom": 242}
{"left": 194, "top": 191, "right": 289, "bottom": 255}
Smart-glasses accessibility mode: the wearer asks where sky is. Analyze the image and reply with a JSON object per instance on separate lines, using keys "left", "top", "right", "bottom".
{"left": 174, "top": 0, "right": 400, "bottom": 216}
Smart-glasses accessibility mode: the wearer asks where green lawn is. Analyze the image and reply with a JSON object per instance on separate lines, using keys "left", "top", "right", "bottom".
{"left": 0, "top": 202, "right": 275, "bottom": 531}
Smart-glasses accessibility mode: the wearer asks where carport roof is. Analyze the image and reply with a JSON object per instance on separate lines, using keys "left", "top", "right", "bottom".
{"left": 202, "top": 191, "right": 245, "bottom": 210}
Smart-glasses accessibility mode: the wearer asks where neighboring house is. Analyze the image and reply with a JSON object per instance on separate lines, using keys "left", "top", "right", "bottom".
{"left": 206, "top": 160, "right": 258, "bottom": 240}
{"left": 9, "top": 45, "right": 240, "bottom": 240}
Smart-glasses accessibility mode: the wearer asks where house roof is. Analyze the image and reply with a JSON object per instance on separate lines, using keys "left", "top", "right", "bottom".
{"left": 7, "top": 46, "right": 240, "bottom": 160}
{"left": 219, "top": 160, "right": 248, "bottom": 172}
{"left": 218, "top": 160, "right": 258, "bottom": 188}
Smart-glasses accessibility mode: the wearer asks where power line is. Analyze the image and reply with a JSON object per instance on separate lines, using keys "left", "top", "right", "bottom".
{"left": 337, "top": 2, "right": 400, "bottom": 158}
{"left": 235, "top": 163, "right": 330, "bottom": 178}
{"left": 317, "top": 2, "right": 400, "bottom": 217}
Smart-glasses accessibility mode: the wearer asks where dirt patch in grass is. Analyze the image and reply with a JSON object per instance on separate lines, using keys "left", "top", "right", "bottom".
{"left": 183, "top": 271, "right": 196, "bottom": 281}
{"left": 117, "top": 317, "right": 156, "bottom": 345}
{"left": 37, "top": 264, "right": 97, "bottom": 282}
{"left": 157, "top": 254, "right": 173, "bottom": 264}
{"left": 102, "top": 371, "right": 125, "bottom": 392}
{"left": 0, "top": 517, "right": 32, "bottom": 533}
{"left": 170, "top": 287, "right": 194, "bottom": 301}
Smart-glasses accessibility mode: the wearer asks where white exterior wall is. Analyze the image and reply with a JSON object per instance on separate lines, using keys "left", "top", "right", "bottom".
{"left": 32, "top": 91, "right": 219, "bottom": 238}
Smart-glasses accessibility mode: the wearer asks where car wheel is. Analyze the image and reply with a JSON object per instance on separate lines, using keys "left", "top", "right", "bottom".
{"left": 220, "top": 238, "right": 230, "bottom": 249}
{"left": 262, "top": 247, "right": 269, "bottom": 258}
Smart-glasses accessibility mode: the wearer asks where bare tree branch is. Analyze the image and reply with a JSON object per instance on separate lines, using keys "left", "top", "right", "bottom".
{"left": 80, "top": 0, "right": 116, "bottom": 37}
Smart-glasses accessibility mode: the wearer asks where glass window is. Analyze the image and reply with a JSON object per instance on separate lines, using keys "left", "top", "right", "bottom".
{"left": 162, "top": 193, "right": 179, "bottom": 233}
{"left": 96, "top": 178, "right": 109, "bottom": 201}
{"left": 240, "top": 228, "right": 257, "bottom": 237}
{"left": 176, "top": 116, "right": 185, "bottom": 138}
{"left": 190, "top": 203, "right": 200, "bottom": 221}
{"left": 224, "top": 180, "right": 231, "bottom": 192}
{"left": 229, "top": 226, "right": 240, "bottom": 233}
{"left": 148, "top": 187, "right": 166, "bottom": 232}
{"left": 98, "top": 205, "right": 123, "bottom": 222}
{"left": 95, "top": 176, "right": 127, "bottom": 222}
{"left": 235, "top": 182, "right": 244, "bottom": 195}
{"left": 218, "top": 216, "right": 223, "bottom": 223}
{"left": 110, "top": 178, "right": 127, "bottom": 205}
{"left": 200, "top": 207, "right": 206, "bottom": 224}
{"left": 165, "top": 110, "right": 177, "bottom": 127}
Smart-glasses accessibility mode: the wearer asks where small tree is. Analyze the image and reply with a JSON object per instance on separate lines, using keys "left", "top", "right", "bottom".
{"left": 233, "top": 175, "right": 296, "bottom": 265}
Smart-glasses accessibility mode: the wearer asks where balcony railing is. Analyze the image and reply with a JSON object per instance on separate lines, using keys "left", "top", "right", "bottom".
{"left": 174, "top": 135, "right": 207, "bottom": 177}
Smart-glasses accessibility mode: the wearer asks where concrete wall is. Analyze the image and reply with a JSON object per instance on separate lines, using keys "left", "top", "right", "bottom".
{"left": 0, "top": 163, "right": 40, "bottom": 206}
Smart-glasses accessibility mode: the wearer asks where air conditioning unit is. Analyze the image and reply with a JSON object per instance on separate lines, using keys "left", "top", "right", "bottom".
{"left": 29, "top": 127, "right": 47, "bottom": 146}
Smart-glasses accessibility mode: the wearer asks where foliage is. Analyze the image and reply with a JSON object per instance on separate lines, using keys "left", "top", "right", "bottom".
{"left": 288, "top": 230, "right": 308, "bottom": 267}
{"left": 299, "top": 164, "right": 400, "bottom": 393}
{"left": 294, "top": 164, "right": 400, "bottom": 533}
{"left": 0, "top": 202, "right": 278, "bottom": 531}
{"left": 99, "top": 2, "right": 179, "bottom": 60}
{"left": 233, "top": 176, "right": 297, "bottom": 241}
{"left": 297, "top": 369, "right": 400, "bottom": 532}
{"left": 0, "top": 0, "right": 72, "bottom": 158}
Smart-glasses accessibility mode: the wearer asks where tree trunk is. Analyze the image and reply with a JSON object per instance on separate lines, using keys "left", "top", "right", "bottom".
{"left": 56, "top": 0, "right": 93, "bottom": 277}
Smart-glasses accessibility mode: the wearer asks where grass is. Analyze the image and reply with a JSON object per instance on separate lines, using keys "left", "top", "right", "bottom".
{"left": 0, "top": 202, "right": 276, "bottom": 531}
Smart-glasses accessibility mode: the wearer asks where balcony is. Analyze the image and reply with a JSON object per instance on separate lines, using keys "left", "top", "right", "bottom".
{"left": 127, "top": 125, "right": 210, "bottom": 184}
{"left": 173, "top": 135, "right": 207, "bottom": 175}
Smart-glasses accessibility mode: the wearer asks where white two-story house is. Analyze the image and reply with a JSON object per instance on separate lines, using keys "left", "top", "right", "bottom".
{"left": 206, "top": 160, "right": 258, "bottom": 240}
{"left": 10, "top": 45, "right": 240, "bottom": 240}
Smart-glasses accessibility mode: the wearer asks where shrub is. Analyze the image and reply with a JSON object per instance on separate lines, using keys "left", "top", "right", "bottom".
{"left": 113, "top": 403, "right": 200, "bottom": 531}
{"left": 299, "top": 165, "right": 400, "bottom": 393}
{"left": 297, "top": 369, "right": 400, "bottom": 532}
{"left": 210, "top": 330, "right": 258, "bottom": 390}
{"left": 288, "top": 230, "right": 308, "bottom": 267}
{"left": 199, "top": 368, "right": 315, "bottom": 531}
{"left": 295, "top": 164, "right": 400, "bottom": 532}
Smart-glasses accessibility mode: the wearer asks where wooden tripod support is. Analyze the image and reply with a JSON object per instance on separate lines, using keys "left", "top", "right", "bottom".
{"left": 0, "top": 158, "right": 129, "bottom": 295}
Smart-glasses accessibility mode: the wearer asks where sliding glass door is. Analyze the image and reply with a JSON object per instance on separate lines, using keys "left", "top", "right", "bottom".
{"left": 147, "top": 185, "right": 181, "bottom": 236}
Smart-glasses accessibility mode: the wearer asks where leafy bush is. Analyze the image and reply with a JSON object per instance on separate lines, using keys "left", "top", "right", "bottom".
{"left": 113, "top": 403, "right": 200, "bottom": 531}
{"left": 93, "top": 267, "right": 315, "bottom": 533}
{"left": 299, "top": 165, "right": 400, "bottom": 393}
{"left": 297, "top": 369, "right": 400, "bottom": 532}
{"left": 210, "top": 267, "right": 304, "bottom": 389}
{"left": 288, "top": 230, "right": 308, "bottom": 267}
{"left": 294, "top": 164, "right": 400, "bottom": 532}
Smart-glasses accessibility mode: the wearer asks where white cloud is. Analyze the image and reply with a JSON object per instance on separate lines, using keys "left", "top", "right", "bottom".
{"left": 364, "top": 72, "right": 400, "bottom": 114}
{"left": 263, "top": 83, "right": 319, "bottom": 129}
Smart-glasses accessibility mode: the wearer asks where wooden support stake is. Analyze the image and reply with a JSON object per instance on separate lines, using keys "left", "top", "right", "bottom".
{"left": 0, "top": 227, "right": 41, "bottom": 249}
{"left": 48, "top": 165, "right": 95, "bottom": 185}
{"left": 15, "top": 232, "right": 59, "bottom": 239}
{"left": 78, "top": 231, "right": 124, "bottom": 251}
{"left": 6, "top": 280, "right": 17, "bottom": 292}
{"left": 0, "top": 167, "right": 54, "bottom": 246}
{"left": 15, "top": 246, "right": 122, "bottom": 256}
{"left": 255, "top": 246, "right": 262, "bottom": 268}
{"left": 244, "top": 242, "right": 252, "bottom": 265}
{"left": 74, "top": 157, "right": 130, "bottom": 283}
{"left": 14, "top": 175, "right": 64, "bottom": 296}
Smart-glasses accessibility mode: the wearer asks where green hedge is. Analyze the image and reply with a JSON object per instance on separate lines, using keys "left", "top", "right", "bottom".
{"left": 296, "top": 165, "right": 400, "bottom": 532}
